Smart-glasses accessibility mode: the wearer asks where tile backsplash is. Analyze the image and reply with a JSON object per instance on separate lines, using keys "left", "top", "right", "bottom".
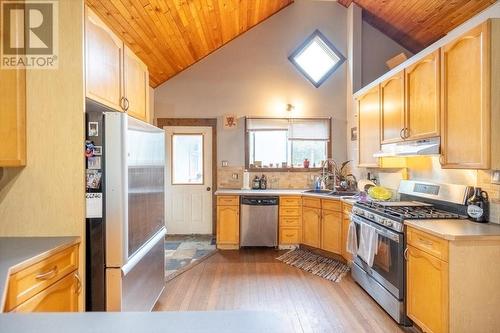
{"left": 217, "top": 167, "right": 318, "bottom": 190}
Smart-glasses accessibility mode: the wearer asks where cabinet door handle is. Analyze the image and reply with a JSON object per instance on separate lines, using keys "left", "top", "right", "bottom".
{"left": 124, "top": 97, "right": 130, "bottom": 111}
{"left": 404, "top": 128, "right": 410, "bottom": 138}
{"left": 74, "top": 272, "right": 82, "bottom": 294}
{"left": 404, "top": 247, "right": 409, "bottom": 260}
{"left": 35, "top": 266, "right": 58, "bottom": 280}
{"left": 400, "top": 128, "right": 405, "bottom": 140}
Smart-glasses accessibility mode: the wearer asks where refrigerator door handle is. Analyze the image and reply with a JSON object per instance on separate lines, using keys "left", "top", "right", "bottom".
{"left": 122, "top": 227, "right": 166, "bottom": 275}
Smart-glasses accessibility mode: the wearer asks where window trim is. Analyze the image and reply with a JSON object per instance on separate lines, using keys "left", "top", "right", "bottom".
{"left": 288, "top": 29, "right": 346, "bottom": 88}
{"left": 244, "top": 117, "right": 332, "bottom": 171}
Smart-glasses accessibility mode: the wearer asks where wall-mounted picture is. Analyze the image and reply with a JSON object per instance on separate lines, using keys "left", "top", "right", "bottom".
{"left": 88, "top": 122, "right": 99, "bottom": 137}
{"left": 224, "top": 114, "right": 237, "bottom": 128}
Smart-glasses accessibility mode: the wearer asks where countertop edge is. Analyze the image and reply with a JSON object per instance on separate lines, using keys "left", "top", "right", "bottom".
{"left": 214, "top": 190, "right": 357, "bottom": 204}
{"left": 1, "top": 236, "right": 80, "bottom": 313}
{"left": 404, "top": 221, "right": 500, "bottom": 241}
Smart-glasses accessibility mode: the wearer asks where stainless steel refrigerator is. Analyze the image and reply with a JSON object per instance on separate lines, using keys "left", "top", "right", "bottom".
{"left": 86, "top": 107, "right": 165, "bottom": 311}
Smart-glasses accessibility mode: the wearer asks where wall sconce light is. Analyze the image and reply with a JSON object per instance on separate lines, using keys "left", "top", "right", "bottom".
{"left": 286, "top": 104, "right": 295, "bottom": 112}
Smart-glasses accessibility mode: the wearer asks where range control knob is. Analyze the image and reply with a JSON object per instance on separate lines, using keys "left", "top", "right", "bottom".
{"left": 385, "top": 220, "right": 393, "bottom": 227}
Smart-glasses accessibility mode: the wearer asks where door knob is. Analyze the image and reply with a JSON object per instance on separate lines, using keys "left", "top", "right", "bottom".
{"left": 206, "top": 187, "right": 211, "bottom": 191}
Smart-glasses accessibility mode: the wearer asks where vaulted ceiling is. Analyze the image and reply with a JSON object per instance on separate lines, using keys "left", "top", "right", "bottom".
{"left": 86, "top": 0, "right": 293, "bottom": 87}
{"left": 338, "top": 0, "right": 496, "bottom": 53}
{"left": 87, "top": 0, "right": 496, "bottom": 87}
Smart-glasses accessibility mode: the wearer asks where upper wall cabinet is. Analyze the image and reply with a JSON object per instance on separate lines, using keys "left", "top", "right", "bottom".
{"left": 0, "top": 68, "right": 26, "bottom": 167}
{"left": 357, "top": 86, "right": 380, "bottom": 167}
{"left": 380, "top": 71, "right": 405, "bottom": 144}
{"left": 405, "top": 50, "right": 440, "bottom": 141}
{"left": 85, "top": 8, "right": 123, "bottom": 111}
{"left": 440, "top": 22, "right": 491, "bottom": 169}
{"left": 123, "top": 47, "right": 149, "bottom": 122}
{"left": 85, "top": 6, "right": 150, "bottom": 122}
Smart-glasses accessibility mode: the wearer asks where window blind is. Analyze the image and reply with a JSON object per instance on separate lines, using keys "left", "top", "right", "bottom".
{"left": 288, "top": 118, "right": 330, "bottom": 141}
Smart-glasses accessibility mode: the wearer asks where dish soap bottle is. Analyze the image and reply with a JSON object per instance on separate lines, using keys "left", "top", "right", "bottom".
{"left": 467, "top": 187, "right": 489, "bottom": 223}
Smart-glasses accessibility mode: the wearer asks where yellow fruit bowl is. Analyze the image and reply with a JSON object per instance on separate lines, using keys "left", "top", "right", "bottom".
{"left": 367, "top": 186, "right": 392, "bottom": 201}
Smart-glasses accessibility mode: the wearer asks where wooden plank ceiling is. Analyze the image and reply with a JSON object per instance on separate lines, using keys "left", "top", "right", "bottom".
{"left": 338, "top": 0, "right": 496, "bottom": 53}
{"left": 86, "top": 0, "right": 293, "bottom": 87}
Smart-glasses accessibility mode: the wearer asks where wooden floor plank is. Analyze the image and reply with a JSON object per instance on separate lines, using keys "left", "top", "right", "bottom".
{"left": 154, "top": 248, "right": 412, "bottom": 333}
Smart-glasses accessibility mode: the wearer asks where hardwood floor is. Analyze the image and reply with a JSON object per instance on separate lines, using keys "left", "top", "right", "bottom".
{"left": 154, "top": 248, "right": 411, "bottom": 333}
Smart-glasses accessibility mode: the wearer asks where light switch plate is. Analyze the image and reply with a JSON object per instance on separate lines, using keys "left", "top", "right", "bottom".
{"left": 492, "top": 170, "right": 500, "bottom": 184}
{"left": 221, "top": 160, "right": 229, "bottom": 167}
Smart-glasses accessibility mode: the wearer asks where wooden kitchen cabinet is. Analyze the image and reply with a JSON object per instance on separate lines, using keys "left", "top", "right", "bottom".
{"left": 407, "top": 245, "right": 449, "bottom": 333}
{"left": 85, "top": 7, "right": 123, "bottom": 111}
{"left": 216, "top": 199, "right": 239, "bottom": 249}
{"left": 405, "top": 50, "right": 440, "bottom": 140}
{"left": 357, "top": 86, "right": 380, "bottom": 167}
{"left": 321, "top": 210, "right": 342, "bottom": 254}
{"left": 279, "top": 196, "right": 302, "bottom": 246}
{"left": 123, "top": 46, "right": 149, "bottom": 122}
{"left": 380, "top": 71, "right": 405, "bottom": 144}
{"left": 0, "top": 67, "right": 26, "bottom": 167}
{"left": 85, "top": 6, "right": 150, "bottom": 122}
{"left": 302, "top": 207, "right": 321, "bottom": 248}
{"left": 5, "top": 243, "right": 80, "bottom": 313}
{"left": 440, "top": 22, "right": 490, "bottom": 169}
{"left": 12, "top": 272, "right": 80, "bottom": 313}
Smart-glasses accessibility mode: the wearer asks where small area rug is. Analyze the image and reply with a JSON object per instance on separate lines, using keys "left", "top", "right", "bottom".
{"left": 276, "top": 248, "right": 350, "bottom": 283}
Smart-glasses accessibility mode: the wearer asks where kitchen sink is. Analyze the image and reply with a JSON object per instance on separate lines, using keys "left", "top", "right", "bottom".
{"left": 303, "top": 189, "right": 333, "bottom": 194}
{"left": 329, "top": 191, "right": 359, "bottom": 197}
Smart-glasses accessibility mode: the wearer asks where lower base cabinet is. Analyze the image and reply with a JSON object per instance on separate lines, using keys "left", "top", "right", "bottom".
{"left": 216, "top": 196, "right": 240, "bottom": 249}
{"left": 12, "top": 272, "right": 80, "bottom": 312}
{"left": 407, "top": 245, "right": 449, "bottom": 333}
{"left": 321, "top": 210, "right": 342, "bottom": 254}
{"left": 302, "top": 207, "right": 321, "bottom": 248}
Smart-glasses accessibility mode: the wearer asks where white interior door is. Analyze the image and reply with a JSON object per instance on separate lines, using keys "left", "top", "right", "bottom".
{"left": 164, "top": 126, "right": 212, "bottom": 234}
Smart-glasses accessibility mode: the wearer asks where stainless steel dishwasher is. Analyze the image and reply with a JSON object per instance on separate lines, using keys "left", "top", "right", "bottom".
{"left": 240, "top": 196, "right": 279, "bottom": 247}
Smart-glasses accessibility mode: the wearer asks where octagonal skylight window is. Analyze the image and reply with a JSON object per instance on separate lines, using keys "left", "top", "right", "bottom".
{"left": 288, "top": 30, "right": 346, "bottom": 88}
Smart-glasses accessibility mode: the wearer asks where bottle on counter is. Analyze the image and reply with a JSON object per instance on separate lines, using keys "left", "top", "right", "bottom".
{"left": 252, "top": 176, "right": 261, "bottom": 190}
{"left": 260, "top": 174, "right": 267, "bottom": 190}
{"left": 466, "top": 187, "right": 489, "bottom": 223}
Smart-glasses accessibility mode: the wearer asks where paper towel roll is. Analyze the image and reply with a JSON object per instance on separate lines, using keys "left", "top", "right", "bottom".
{"left": 242, "top": 170, "right": 250, "bottom": 190}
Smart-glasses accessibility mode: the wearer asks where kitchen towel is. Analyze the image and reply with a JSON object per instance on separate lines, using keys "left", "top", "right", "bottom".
{"left": 357, "top": 223, "right": 379, "bottom": 267}
{"left": 346, "top": 221, "right": 358, "bottom": 256}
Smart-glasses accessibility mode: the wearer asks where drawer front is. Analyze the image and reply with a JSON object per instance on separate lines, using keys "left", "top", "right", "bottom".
{"left": 280, "top": 216, "right": 301, "bottom": 227}
{"left": 6, "top": 244, "right": 79, "bottom": 311}
{"left": 407, "top": 227, "right": 448, "bottom": 262}
{"left": 322, "top": 199, "right": 341, "bottom": 212}
{"left": 280, "top": 196, "right": 301, "bottom": 206}
{"left": 279, "top": 228, "right": 301, "bottom": 244}
{"left": 11, "top": 272, "right": 79, "bottom": 313}
{"left": 302, "top": 197, "right": 321, "bottom": 208}
{"left": 217, "top": 196, "right": 239, "bottom": 206}
{"left": 279, "top": 206, "right": 301, "bottom": 217}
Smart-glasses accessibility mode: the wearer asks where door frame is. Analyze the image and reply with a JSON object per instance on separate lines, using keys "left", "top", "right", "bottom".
{"left": 157, "top": 118, "right": 217, "bottom": 235}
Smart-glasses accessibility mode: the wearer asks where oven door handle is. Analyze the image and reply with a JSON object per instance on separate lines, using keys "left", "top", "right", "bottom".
{"left": 351, "top": 215, "right": 401, "bottom": 242}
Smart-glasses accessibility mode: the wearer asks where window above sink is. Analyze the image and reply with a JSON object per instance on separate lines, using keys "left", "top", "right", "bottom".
{"left": 245, "top": 117, "right": 331, "bottom": 171}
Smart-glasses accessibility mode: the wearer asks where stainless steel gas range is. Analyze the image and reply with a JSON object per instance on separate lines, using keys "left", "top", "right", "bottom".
{"left": 350, "top": 180, "right": 471, "bottom": 325}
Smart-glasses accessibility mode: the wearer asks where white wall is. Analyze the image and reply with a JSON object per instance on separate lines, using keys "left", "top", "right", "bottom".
{"left": 154, "top": 0, "right": 348, "bottom": 166}
{"left": 361, "top": 21, "right": 413, "bottom": 87}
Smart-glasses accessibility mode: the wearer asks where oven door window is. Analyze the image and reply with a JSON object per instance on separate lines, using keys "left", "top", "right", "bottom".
{"left": 354, "top": 222, "right": 403, "bottom": 298}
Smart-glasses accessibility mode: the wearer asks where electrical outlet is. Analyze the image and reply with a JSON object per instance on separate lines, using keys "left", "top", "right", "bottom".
{"left": 232, "top": 173, "right": 239, "bottom": 180}
{"left": 492, "top": 170, "right": 500, "bottom": 184}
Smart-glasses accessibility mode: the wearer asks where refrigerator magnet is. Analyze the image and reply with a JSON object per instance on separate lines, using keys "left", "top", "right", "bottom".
{"left": 87, "top": 156, "right": 101, "bottom": 170}
{"left": 93, "top": 146, "right": 102, "bottom": 156}
{"left": 88, "top": 122, "right": 99, "bottom": 137}
{"left": 86, "top": 170, "right": 102, "bottom": 189}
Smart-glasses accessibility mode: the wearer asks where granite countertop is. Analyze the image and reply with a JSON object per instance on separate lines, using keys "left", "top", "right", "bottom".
{"left": 405, "top": 219, "right": 500, "bottom": 241}
{"left": 0, "top": 311, "right": 292, "bottom": 333}
{"left": 215, "top": 189, "right": 358, "bottom": 204}
{"left": 0, "top": 236, "right": 80, "bottom": 312}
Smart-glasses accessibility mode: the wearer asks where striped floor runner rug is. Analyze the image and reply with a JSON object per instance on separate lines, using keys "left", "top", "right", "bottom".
{"left": 276, "top": 248, "right": 350, "bottom": 283}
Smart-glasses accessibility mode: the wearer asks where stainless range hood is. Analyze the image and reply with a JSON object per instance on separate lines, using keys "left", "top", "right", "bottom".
{"left": 373, "top": 137, "right": 440, "bottom": 157}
